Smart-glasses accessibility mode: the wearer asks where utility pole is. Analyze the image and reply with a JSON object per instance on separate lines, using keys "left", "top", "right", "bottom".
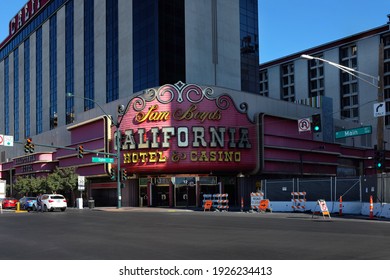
{"left": 377, "top": 40, "right": 385, "bottom": 152}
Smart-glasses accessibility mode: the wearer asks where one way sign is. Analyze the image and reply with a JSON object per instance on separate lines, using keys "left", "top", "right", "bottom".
{"left": 374, "top": 102, "right": 385, "bottom": 117}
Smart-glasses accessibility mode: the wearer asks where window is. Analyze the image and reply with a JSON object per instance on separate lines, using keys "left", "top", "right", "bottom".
{"left": 281, "top": 62, "right": 295, "bottom": 102}
{"left": 36, "top": 27, "right": 43, "bottom": 134}
{"left": 383, "top": 34, "right": 390, "bottom": 126}
{"left": 24, "top": 38, "right": 30, "bottom": 137}
{"left": 259, "top": 70, "right": 268, "bottom": 96}
{"left": 14, "top": 48, "right": 19, "bottom": 141}
{"left": 49, "top": 15, "right": 57, "bottom": 129}
{"left": 65, "top": 0, "right": 74, "bottom": 124}
{"left": 4, "top": 57, "right": 9, "bottom": 135}
{"left": 84, "top": 0, "right": 94, "bottom": 111}
{"left": 106, "top": 0, "right": 119, "bottom": 103}
{"left": 340, "top": 44, "right": 359, "bottom": 121}
{"left": 240, "top": 0, "right": 259, "bottom": 93}
{"left": 307, "top": 53, "right": 324, "bottom": 98}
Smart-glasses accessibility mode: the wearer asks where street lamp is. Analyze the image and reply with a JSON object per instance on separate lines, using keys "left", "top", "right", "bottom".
{"left": 301, "top": 50, "right": 385, "bottom": 161}
{"left": 300, "top": 54, "right": 380, "bottom": 88}
{"left": 66, "top": 93, "right": 123, "bottom": 208}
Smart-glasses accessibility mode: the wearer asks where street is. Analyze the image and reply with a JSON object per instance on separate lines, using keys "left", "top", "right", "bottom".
{"left": 1, "top": 208, "right": 390, "bottom": 260}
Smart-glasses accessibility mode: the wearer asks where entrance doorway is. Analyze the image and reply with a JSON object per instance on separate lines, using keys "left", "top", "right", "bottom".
{"left": 175, "top": 185, "right": 196, "bottom": 207}
{"left": 139, "top": 186, "right": 148, "bottom": 207}
{"left": 152, "top": 185, "right": 170, "bottom": 207}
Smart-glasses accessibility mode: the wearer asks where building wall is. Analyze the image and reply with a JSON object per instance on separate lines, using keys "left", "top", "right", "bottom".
{"left": 118, "top": 0, "right": 132, "bottom": 99}
{"left": 74, "top": 0, "right": 84, "bottom": 115}
{"left": 261, "top": 26, "right": 390, "bottom": 149}
{"left": 185, "top": 0, "right": 241, "bottom": 91}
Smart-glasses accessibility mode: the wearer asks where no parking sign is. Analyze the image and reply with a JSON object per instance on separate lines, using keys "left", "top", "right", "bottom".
{"left": 0, "top": 134, "right": 13, "bottom": 146}
{"left": 298, "top": 118, "right": 311, "bottom": 132}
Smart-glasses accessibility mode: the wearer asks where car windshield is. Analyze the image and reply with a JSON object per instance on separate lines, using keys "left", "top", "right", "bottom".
{"left": 51, "top": 196, "right": 64, "bottom": 199}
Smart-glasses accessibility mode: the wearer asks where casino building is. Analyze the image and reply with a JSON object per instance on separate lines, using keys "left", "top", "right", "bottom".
{"left": 0, "top": 0, "right": 386, "bottom": 207}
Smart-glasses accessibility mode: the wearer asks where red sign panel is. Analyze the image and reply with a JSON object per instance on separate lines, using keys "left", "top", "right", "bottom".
{"left": 9, "top": 0, "right": 50, "bottom": 37}
{"left": 112, "top": 82, "right": 259, "bottom": 175}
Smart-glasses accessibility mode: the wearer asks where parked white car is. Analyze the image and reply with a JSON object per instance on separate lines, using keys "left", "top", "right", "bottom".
{"left": 34, "top": 194, "right": 67, "bottom": 212}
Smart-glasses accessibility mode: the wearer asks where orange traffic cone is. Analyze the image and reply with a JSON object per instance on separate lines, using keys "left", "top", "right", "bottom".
{"left": 339, "top": 196, "right": 343, "bottom": 216}
{"left": 369, "top": 195, "right": 374, "bottom": 219}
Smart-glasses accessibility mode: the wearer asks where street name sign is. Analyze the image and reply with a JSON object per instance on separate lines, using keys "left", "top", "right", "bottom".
{"left": 92, "top": 157, "right": 114, "bottom": 163}
{"left": 335, "top": 126, "right": 372, "bottom": 139}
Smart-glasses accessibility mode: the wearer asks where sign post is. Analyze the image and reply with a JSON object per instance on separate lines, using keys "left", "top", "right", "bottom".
{"left": 77, "top": 176, "right": 85, "bottom": 209}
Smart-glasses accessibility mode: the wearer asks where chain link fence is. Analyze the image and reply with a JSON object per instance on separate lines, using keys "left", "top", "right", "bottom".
{"left": 263, "top": 174, "right": 390, "bottom": 203}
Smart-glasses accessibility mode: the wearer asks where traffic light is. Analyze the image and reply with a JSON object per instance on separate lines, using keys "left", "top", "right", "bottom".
{"left": 109, "top": 169, "right": 116, "bottom": 181}
{"left": 375, "top": 150, "right": 385, "bottom": 171}
{"left": 77, "top": 145, "right": 84, "bottom": 158}
{"left": 24, "top": 138, "right": 34, "bottom": 154}
{"left": 311, "top": 114, "right": 322, "bottom": 132}
{"left": 121, "top": 169, "right": 127, "bottom": 181}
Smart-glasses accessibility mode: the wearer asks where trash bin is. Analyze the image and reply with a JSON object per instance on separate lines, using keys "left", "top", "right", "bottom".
{"left": 88, "top": 198, "right": 95, "bottom": 209}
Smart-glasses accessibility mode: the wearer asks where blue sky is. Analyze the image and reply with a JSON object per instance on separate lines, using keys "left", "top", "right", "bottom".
{"left": 259, "top": 0, "right": 390, "bottom": 62}
{"left": 0, "top": 0, "right": 389, "bottom": 63}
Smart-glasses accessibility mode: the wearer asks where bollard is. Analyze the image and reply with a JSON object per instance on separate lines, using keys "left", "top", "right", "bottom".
{"left": 241, "top": 197, "right": 244, "bottom": 212}
{"left": 16, "top": 202, "right": 20, "bottom": 211}
{"left": 339, "top": 196, "right": 343, "bottom": 216}
{"left": 369, "top": 195, "right": 374, "bottom": 219}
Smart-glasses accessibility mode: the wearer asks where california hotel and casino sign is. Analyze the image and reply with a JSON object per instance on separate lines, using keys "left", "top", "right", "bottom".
{"left": 112, "top": 82, "right": 260, "bottom": 176}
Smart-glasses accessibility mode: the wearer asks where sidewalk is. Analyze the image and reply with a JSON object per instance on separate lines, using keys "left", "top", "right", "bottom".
{"left": 92, "top": 206, "right": 196, "bottom": 213}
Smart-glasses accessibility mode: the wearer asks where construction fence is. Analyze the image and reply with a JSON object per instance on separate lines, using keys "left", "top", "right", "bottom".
{"left": 262, "top": 174, "right": 390, "bottom": 204}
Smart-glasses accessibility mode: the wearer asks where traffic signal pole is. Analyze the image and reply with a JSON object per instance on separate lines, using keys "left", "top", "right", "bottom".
{"left": 116, "top": 126, "right": 122, "bottom": 208}
{"left": 377, "top": 40, "right": 385, "bottom": 152}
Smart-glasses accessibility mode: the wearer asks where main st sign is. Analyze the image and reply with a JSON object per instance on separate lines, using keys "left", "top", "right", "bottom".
{"left": 111, "top": 82, "right": 259, "bottom": 175}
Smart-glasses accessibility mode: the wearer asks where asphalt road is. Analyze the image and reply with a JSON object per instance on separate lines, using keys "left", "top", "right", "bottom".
{"left": 1, "top": 208, "right": 390, "bottom": 260}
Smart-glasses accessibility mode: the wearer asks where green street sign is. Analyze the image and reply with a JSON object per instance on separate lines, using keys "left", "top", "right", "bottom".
{"left": 92, "top": 157, "right": 114, "bottom": 163}
{"left": 335, "top": 126, "right": 372, "bottom": 139}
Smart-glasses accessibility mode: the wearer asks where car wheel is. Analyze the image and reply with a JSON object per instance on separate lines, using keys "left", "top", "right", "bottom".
{"left": 61, "top": 208, "right": 66, "bottom": 212}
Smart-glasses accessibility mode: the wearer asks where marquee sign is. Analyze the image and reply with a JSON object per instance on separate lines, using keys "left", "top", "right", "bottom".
{"left": 112, "top": 82, "right": 259, "bottom": 175}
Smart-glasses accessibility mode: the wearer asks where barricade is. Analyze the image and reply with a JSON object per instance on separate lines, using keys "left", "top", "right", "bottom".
{"left": 214, "top": 193, "right": 229, "bottom": 211}
{"left": 312, "top": 199, "right": 331, "bottom": 219}
{"left": 291, "top": 192, "right": 306, "bottom": 211}
{"left": 250, "top": 192, "right": 264, "bottom": 212}
{"left": 202, "top": 194, "right": 213, "bottom": 210}
{"left": 259, "top": 199, "right": 272, "bottom": 213}
{"left": 203, "top": 200, "right": 212, "bottom": 211}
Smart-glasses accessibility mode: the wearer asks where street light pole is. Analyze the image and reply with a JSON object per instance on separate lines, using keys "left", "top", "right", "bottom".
{"left": 67, "top": 93, "right": 123, "bottom": 208}
{"left": 301, "top": 54, "right": 380, "bottom": 88}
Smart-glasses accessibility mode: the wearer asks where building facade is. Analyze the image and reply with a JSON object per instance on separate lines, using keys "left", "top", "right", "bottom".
{"left": 0, "top": 0, "right": 260, "bottom": 161}
{"left": 260, "top": 19, "right": 390, "bottom": 150}
{"left": 0, "top": 0, "right": 385, "bottom": 207}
